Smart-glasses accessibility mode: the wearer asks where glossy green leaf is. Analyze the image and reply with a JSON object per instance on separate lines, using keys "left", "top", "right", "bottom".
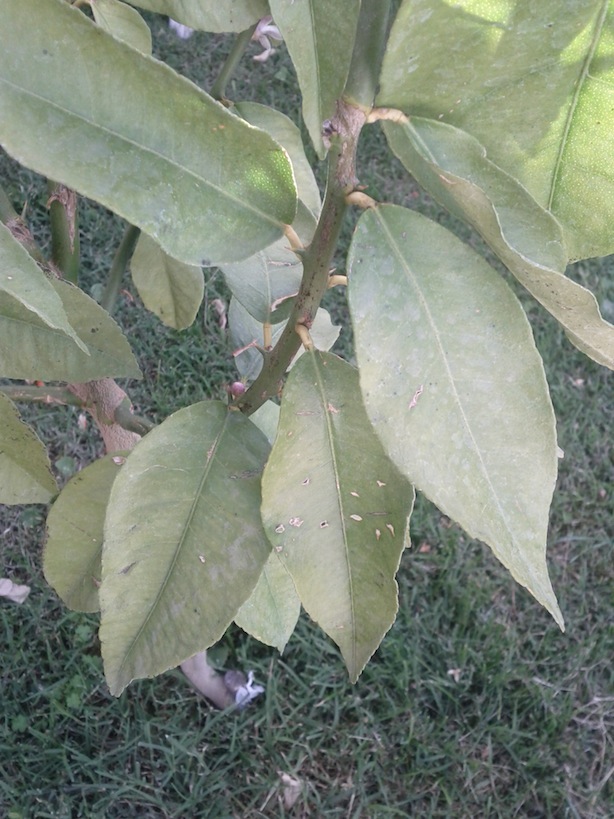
{"left": 126, "top": 0, "right": 268, "bottom": 32}
{"left": 92, "top": 0, "right": 152, "bottom": 54}
{"left": 0, "top": 0, "right": 297, "bottom": 266}
{"left": 101, "top": 401, "right": 271, "bottom": 695}
{"left": 0, "top": 221, "right": 86, "bottom": 353}
{"left": 234, "top": 551, "right": 300, "bottom": 652}
{"left": 0, "top": 393, "right": 57, "bottom": 504}
{"left": 234, "top": 102, "right": 321, "bottom": 218}
{"left": 0, "top": 279, "right": 140, "bottom": 381}
{"left": 269, "top": 0, "right": 361, "bottom": 158}
{"left": 44, "top": 453, "right": 128, "bottom": 613}
{"left": 379, "top": 0, "right": 614, "bottom": 261}
{"left": 348, "top": 205, "right": 563, "bottom": 628}
{"left": 383, "top": 117, "right": 614, "bottom": 369}
{"left": 130, "top": 233, "right": 204, "bottom": 329}
{"left": 230, "top": 298, "right": 340, "bottom": 383}
{"left": 261, "top": 351, "right": 414, "bottom": 681}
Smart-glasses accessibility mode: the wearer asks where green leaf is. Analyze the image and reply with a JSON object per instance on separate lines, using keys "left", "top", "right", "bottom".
{"left": 44, "top": 453, "right": 128, "bottom": 613}
{"left": 91, "top": 0, "right": 153, "bottom": 54}
{"left": 0, "top": 0, "right": 297, "bottom": 266}
{"left": 269, "top": 0, "right": 361, "bottom": 158}
{"left": 229, "top": 298, "right": 340, "bottom": 383}
{"left": 379, "top": 0, "right": 614, "bottom": 261}
{"left": 130, "top": 233, "right": 204, "bottom": 329}
{"left": 0, "top": 279, "right": 141, "bottom": 381}
{"left": 234, "top": 551, "right": 300, "bottom": 652}
{"left": 261, "top": 350, "right": 414, "bottom": 681}
{"left": 347, "top": 205, "right": 563, "bottom": 628}
{"left": 0, "top": 393, "right": 57, "bottom": 504}
{"left": 100, "top": 401, "right": 271, "bottom": 695}
{"left": 383, "top": 117, "right": 614, "bottom": 369}
{"left": 0, "top": 221, "right": 87, "bottom": 353}
{"left": 234, "top": 102, "right": 321, "bottom": 218}
{"left": 126, "top": 0, "right": 268, "bottom": 32}
{"left": 249, "top": 400, "right": 280, "bottom": 445}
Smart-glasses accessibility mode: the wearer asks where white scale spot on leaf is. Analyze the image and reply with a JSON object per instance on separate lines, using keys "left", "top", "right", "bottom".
{"left": 350, "top": 514, "right": 363, "bottom": 522}
{"left": 375, "top": 528, "right": 381, "bottom": 541}
{"left": 327, "top": 403, "right": 339, "bottom": 414}
{"left": 112, "top": 456, "right": 126, "bottom": 465}
{"left": 350, "top": 491, "right": 359, "bottom": 497}
{"left": 198, "top": 555, "right": 206, "bottom": 564}
{"left": 289, "top": 517, "right": 304, "bottom": 527}
{"left": 301, "top": 477, "right": 310, "bottom": 486}
{"left": 319, "top": 520, "right": 329, "bottom": 528}
{"left": 275, "top": 545, "right": 283, "bottom": 553}
{"left": 376, "top": 480, "right": 386, "bottom": 487}
{"left": 386, "top": 523, "right": 395, "bottom": 537}
{"left": 275, "top": 523, "right": 285, "bottom": 534}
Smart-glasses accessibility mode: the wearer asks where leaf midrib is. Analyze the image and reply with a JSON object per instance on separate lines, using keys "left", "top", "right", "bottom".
{"left": 0, "top": 77, "right": 284, "bottom": 229}
{"left": 116, "top": 407, "right": 230, "bottom": 680}
{"left": 547, "top": 0, "right": 610, "bottom": 212}
{"left": 309, "top": 352, "right": 358, "bottom": 668}
{"left": 374, "top": 209, "right": 516, "bottom": 550}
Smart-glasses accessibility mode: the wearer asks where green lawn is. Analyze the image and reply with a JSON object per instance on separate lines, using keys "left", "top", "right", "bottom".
{"left": 1, "top": 16, "right": 613, "bottom": 818}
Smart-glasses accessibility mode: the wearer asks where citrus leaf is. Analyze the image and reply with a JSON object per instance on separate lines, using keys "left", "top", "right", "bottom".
{"left": 91, "top": 0, "right": 152, "bottom": 53}
{"left": 249, "top": 400, "right": 280, "bottom": 446}
{"left": 0, "top": 279, "right": 141, "bottom": 381}
{"left": 261, "top": 350, "right": 414, "bottom": 682}
{"left": 130, "top": 233, "right": 204, "bottom": 329}
{"left": 269, "top": 0, "right": 361, "bottom": 158}
{"left": 379, "top": 0, "right": 614, "bottom": 261}
{"left": 0, "top": 221, "right": 86, "bottom": 353}
{"left": 100, "top": 401, "right": 271, "bottom": 695}
{"left": 234, "top": 551, "right": 300, "bottom": 652}
{"left": 348, "top": 205, "right": 563, "bottom": 628}
{"left": 44, "top": 452, "right": 128, "bottom": 613}
{"left": 0, "top": 393, "right": 57, "bottom": 504}
{"left": 234, "top": 102, "right": 321, "bottom": 218}
{"left": 126, "top": 0, "right": 268, "bottom": 32}
{"left": 0, "top": 0, "right": 297, "bottom": 266}
{"left": 383, "top": 117, "right": 614, "bottom": 369}
{"left": 229, "top": 298, "right": 340, "bottom": 383}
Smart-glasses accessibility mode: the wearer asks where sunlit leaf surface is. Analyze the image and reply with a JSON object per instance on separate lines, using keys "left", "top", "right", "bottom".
{"left": 380, "top": 0, "right": 614, "bottom": 260}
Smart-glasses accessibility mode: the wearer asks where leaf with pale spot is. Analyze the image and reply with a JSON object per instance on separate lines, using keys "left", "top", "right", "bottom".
{"left": 261, "top": 350, "right": 414, "bottom": 682}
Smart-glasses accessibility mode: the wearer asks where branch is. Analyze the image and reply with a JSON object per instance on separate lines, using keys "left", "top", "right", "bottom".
{"left": 47, "top": 181, "right": 80, "bottom": 284}
{"left": 237, "top": 100, "right": 367, "bottom": 415}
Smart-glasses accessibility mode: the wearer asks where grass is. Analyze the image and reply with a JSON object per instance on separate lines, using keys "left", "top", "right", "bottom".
{"left": 1, "top": 12, "right": 614, "bottom": 819}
